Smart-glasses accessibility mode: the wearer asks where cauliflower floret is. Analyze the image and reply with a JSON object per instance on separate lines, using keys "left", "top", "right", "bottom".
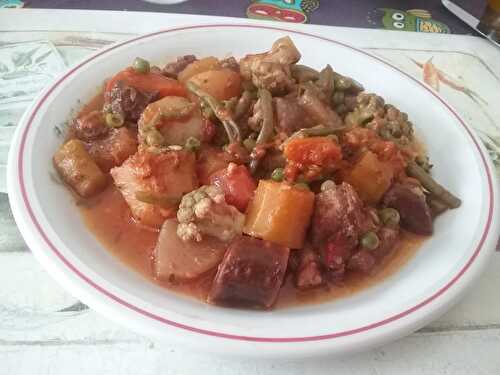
{"left": 176, "top": 185, "right": 245, "bottom": 242}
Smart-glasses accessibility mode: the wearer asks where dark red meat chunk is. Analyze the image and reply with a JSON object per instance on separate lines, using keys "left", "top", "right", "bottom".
{"left": 207, "top": 236, "right": 289, "bottom": 309}
{"left": 347, "top": 250, "right": 376, "bottom": 273}
{"left": 274, "top": 95, "right": 312, "bottom": 135}
{"left": 73, "top": 110, "right": 108, "bottom": 141}
{"left": 162, "top": 55, "right": 197, "bottom": 79}
{"left": 220, "top": 57, "right": 239, "bottom": 72}
{"left": 104, "top": 81, "right": 157, "bottom": 121}
{"left": 294, "top": 247, "right": 323, "bottom": 290}
{"left": 383, "top": 183, "right": 433, "bottom": 235}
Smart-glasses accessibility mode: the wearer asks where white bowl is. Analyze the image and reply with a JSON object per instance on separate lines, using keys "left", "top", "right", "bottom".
{"left": 7, "top": 24, "right": 499, "bottom": 358}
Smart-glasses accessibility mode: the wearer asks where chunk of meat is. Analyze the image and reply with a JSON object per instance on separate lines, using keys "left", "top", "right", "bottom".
{"left": 73, "top": 110, "right": 108, "bottom": 141}
{"left": 110, "top": 150, "right": 198, "bottom": 228}
{"left": 176, "top": 185, "right": 245, "bottom": 243}
{"left": 154, "top": 219, "right": 227, "bottom": 282}
{"left": 104, "top": 81, "right": 157, "bottom": 121}
{"left": 274, "top": 95, "right": 312, "bottom": 135}
{"left": 210, "top": 163, "right": 256, "bottom": 212}
{"left": 87, "top": 127, "right": 138, "bottom": 172}
{"left": 207, "top": 236, "right": 289, "bottom": 309}
{"left": 239, "top": 36, "right": 300, "bottom": 95}
{"left": 347, "top": 250, "right": 376, "bottom": 273}
{"left": 298, "top": 83, "right": 343, "bottom": 129}
{"left": 311, "top": 182, "right": 367, "bottom": 247}
{"left": 162, "top": 55, "right": 197, "bottom": 79}
{"left": 53, "top": 139, "right": 107, "bottom": 198}
{"left": 220, "top": 56, "right": 239, "bottom": 72}
{"left": 294, "top": 247, "right": 323, "bottom": 290}
{"left": 383, "top": 183, "right": 433, "bottom": 235}
{"left": 374, "top": 226, "right": 399, "bottom": 258}
{"left": 311, "top": 183, "right": 371, "bottom": 270}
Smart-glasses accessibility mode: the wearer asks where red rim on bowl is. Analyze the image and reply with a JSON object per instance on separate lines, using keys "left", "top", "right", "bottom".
{"left": 16, "top": 24, "right": 495, "bottom": 343}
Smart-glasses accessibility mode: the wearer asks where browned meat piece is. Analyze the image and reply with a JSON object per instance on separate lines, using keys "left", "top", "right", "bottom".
{"left": 207, "top": 236, "right": 289, "bottom": 309}
{"left": 104, "top": 81, "right": 157, "bottom": 121}
{"left": 87, "top": 127, "right": 138, "bottom": 172}
{"left": 274, "top": 95, "right": 313, "bottom": 135}
{"left": 374, "top": 226, "right": 399, "bottom": 258}
{"left": 311, "top": 182, "right": 372, "bottom": 270}
{"left": 220, "top": 57, "right": 239, "bottom": 72}
{"left": 347, "top": 250, "right": 376, "bottom": 273}
{"left": 311, "top": 182, "right": 367, "bottom": 247}
{"left": 298, "top": 83, "right": 343, "bottom": 129}
{"left": 73, "top": 110, "right": 108, "bottom": 141}
{"left": 294, "top": 247, "right": 323, "bottom": 290}
{"left": 383, "top": 183, "right": 433, "bottom": 235}
{"left": 162, "top": 55, "right": 196, "bottom": 79}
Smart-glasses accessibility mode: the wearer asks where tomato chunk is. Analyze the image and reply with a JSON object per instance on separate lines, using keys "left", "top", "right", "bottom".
{"left": 284, "top": 136, "right": 342, "bottom": 166}
{"left": 105, "top": 67, "right": 187, "bottom": 98}
{"left": 210, "top": 163, "right": 256, "bottom": 212}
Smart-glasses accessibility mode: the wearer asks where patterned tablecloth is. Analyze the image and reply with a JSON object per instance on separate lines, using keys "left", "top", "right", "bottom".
{"left": 0, "top": 8, "right": 500, "bottom": 375}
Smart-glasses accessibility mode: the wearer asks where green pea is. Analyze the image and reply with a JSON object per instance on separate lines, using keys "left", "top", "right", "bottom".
{"left": 133, "top": 57, "right": 150, "bottom": 74}
{"left": 320, "top": 180, "right": 336, "bottom": 192}
{"left": 379, "top": 208, "right": 400, "bottom": 227}
{"left": 243, "top": 137, "right": 256, "bottom": 152}
{"left": 271, "top": 168, "right": 284, "bottom": 182}
{"left": 332, "top": 91, "right": 345, "bottom": 105}
{"left": 105, "top": 112, "right": 124, "bottom": 128}
{"left": 185, "top": 136, "right": 201, "bottom": 152}
{"left": 360, "top": 231, "right": 380, "bottom": 250}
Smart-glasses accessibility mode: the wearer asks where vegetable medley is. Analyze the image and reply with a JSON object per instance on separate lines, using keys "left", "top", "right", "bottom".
{"left": 53, "top": 37, "right": 461, "bottom": 309}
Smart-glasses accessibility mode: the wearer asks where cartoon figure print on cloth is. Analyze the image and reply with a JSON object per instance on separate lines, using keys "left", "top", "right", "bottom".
{"left": 368, "top": 9, "right": 450, "bottom": 33}
{"left": 247, "top": 0, "right": 320, "bottom": 23}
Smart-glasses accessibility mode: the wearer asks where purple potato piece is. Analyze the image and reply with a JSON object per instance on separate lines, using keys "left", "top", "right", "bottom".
{"left": 207, "top": 236, "right": 289, "bottom": 309}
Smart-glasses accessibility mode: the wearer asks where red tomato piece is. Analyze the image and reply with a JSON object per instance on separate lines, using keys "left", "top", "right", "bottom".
{"left": 284, "top": 136, "right": 342, "bottom": 167}
{"left": 105, "top": 67, "right": 187, "bottom": 98}
{"left": 210, "top": 163, "right": 256, "bottom": 212}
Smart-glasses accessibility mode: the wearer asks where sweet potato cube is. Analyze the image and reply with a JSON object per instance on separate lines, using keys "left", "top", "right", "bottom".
{"left": 207, "top": 236, "right": 289, "bottom": 309}
{"left": 345, "top": 151, "right": 393, "bottom": 204}
{"left": 243, "top": 180, "right": 315, "bottom": 249}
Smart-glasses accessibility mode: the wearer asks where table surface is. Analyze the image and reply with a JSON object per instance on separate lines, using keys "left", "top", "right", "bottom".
{"left": 1, "top": 8, "right": 500, "bottom": 375}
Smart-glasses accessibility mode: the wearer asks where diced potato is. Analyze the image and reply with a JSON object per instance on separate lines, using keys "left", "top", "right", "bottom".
{"left": 345, "top": 151, "right": 394, "bottom": 204}
{"left": 243, "top": 180, "right": 315, "bottom": 249}
{"left": 188, "top": 69, "right": 242, "bottom": 101}
{"left": 155, "top": 219, "right": 227, "bottom": 281}
{"left": 110, "top": 150, "right": 198, "bottom": 228}
{"left": 177, "top": 57, "right": 220, "bottom": 84}
{"left": 158, "top": 106, "right": 204, "bottom": 146}
{"left": 87, "top": 127, "right": 138, "bottom": 172}
{"left": 53, "top": 139, "right": 107, "bottom": 198}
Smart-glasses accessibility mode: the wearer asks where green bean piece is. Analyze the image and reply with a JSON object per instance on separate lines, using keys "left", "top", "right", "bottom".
{"left": 378, "top": 208, "right": 400, "bottom": 227}
{"left": 428, "top": 196, "right": 449, "bottom": 217}
{"left": 184, "top": 136, "right": 201, "bottom": 152}
{"left": 320, "top": 180, "right": 336, "bottom": 192}
{"left": 360, "top": 231, "right": 380, "bottom": 250}
{"left": 105, "top": 112, "right": 124, "bottom": 128}
{"left": 249, "top": 88, "right": 274, "bottom": 173}
{"left": 133, "top": 57, "right": 150, "bottom": 74}
{"left": 332, "top": 91, "right": 345, "bottom": 105}
{"left": 233, "top": 91, "right": 255, "bottom": 120}
{"left": 291, "top": 64, "right": 320, "bottom": 83}
{"left": 271, "top": 168, "right": 284, "bottom": 182}
{"left": 283, "top": 125, "right": 345, "bottom": 149}
{"left": 317, "top": 64, "right": 335, "bottom": 98}
{"left": 135, "top": 191, "right": 178, "bottom": 208}
{"left": 186, "top": 81, "right": 241, "bottom": 144}
{"left": 406, "top": 161, "right": 461, "bottom": 209}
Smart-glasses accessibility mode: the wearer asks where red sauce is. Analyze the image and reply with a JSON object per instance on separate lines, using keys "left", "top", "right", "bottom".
{"left": 78, "top": 186, "right": 425, "bottom": 308}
